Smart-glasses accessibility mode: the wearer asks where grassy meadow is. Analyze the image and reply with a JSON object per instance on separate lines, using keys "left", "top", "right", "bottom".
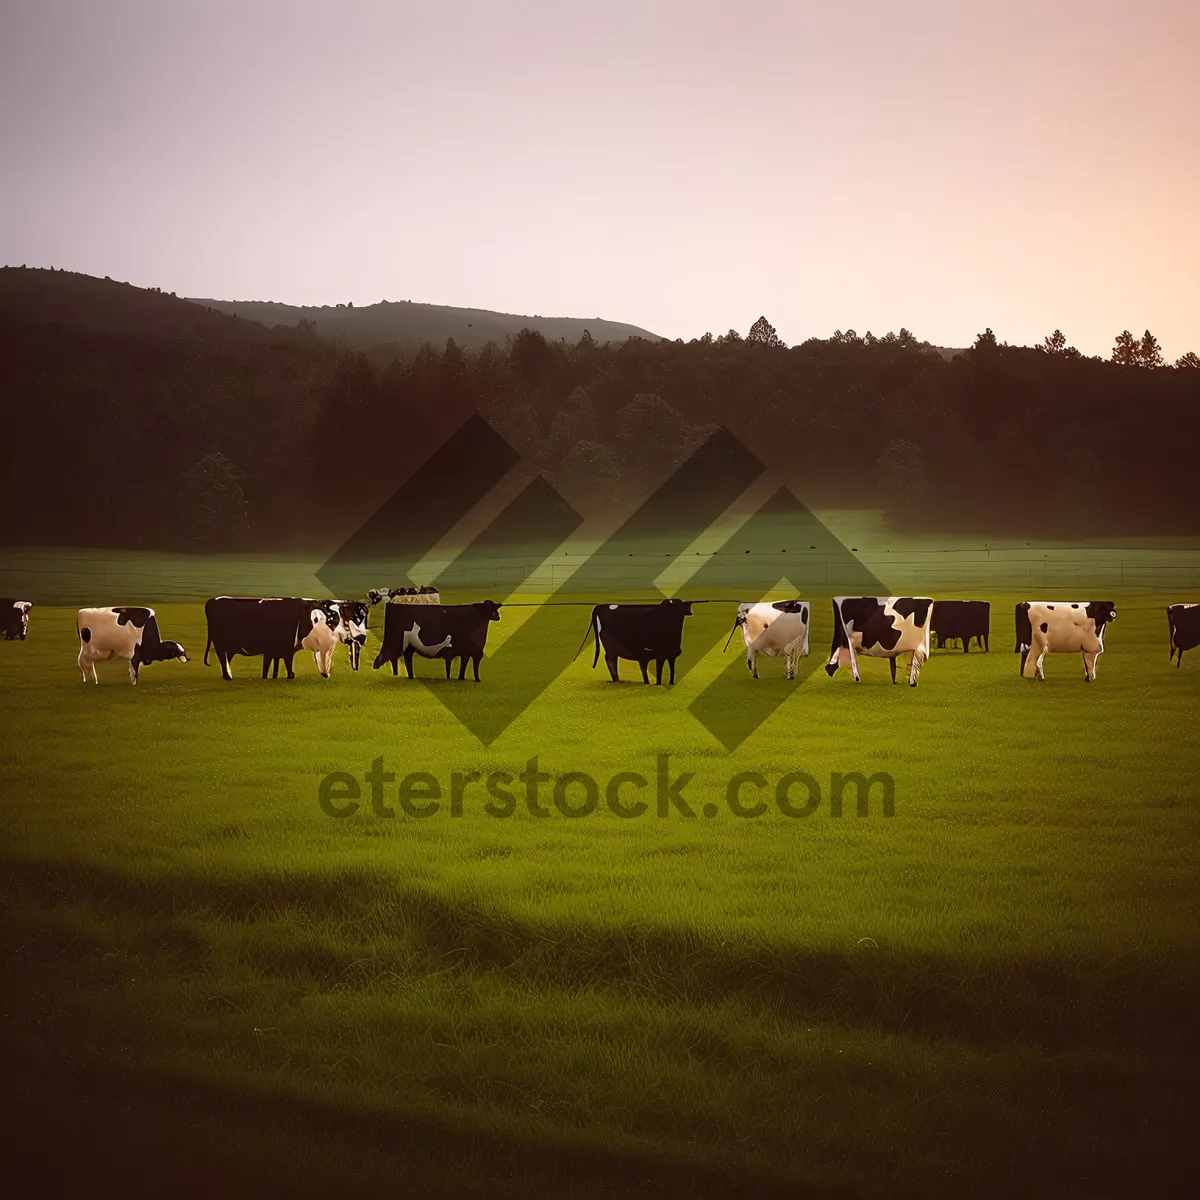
{"left": 2, "top": 520, "right": 1199, "bottom": 1197}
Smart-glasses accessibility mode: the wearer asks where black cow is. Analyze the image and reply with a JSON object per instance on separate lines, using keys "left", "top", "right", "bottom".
{"left": 932, "top": 600, "right": 990, "bottom": 652}
{"left": 2, "top": 600, "right": 31, "bottom": 640}
{"left": 578, "top": 599, "right": 694, "bottom": 684}
{"left": 825, "top": 596, "right": 934, "bottom": 686}
{"left": 1167, "top": 603, "right": 1200, "bottom": 668}
{"left": 372, "top": 601, "right": 501, "bottom": 681}
{"left": 203, "top": 597, "right": 313, "bottom": 680}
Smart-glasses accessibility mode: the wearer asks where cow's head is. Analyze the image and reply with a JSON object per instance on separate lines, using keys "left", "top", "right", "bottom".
{"left": 724, "top": 604, "right": 752, "bottom": 652}
{"left": 156, "top": 640, "right": 189, "bottom": 664}
{"left": 1086, "top": 601, "right": 1117, "bottom": 629}
{"left": 660, "top": 599, "right": 694, "bottom": 617}
{"left": 368, "top": 589, "right": 384, "bottom": 606}
{"left": 479, "top": 600, "right": 502, "bottom": 622}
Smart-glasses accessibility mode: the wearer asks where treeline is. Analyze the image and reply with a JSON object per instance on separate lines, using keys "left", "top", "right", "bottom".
{"left": 1, "top": 284, "right": 1198, "bottom": 552}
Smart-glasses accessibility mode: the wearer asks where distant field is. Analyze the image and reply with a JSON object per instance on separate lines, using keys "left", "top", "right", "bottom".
{"left": 2, "top": 529, "right": 1199, "bottom": 1196}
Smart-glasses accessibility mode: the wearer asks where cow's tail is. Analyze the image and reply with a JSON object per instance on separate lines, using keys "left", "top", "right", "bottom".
{"left": 722, "top": 612, "right": 745, "bottom": 653}
{"left": 575, "top": 607, "right": 600, "bottom": 666}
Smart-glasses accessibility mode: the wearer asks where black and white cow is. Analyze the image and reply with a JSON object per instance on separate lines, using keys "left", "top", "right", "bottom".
{"left": 2, "top": 600, "right": 31, "bottom": 640}
{"left": 931, "top": 600, "right": 990, "bottom": 652}
{"left": 372, "top": 600, "right": 501, "bottom": 680}
{"left": 368, "top": 587, "right": 441, "bottom": 606}
{"left": 76, "top": 607, "right": 188, "bottom": 685}
{"left": 825, "top": 596, "right": 933, "bottom": 686}
{"left": 309, "top": 598, "right": 370, "bottom": 670}
{"left": 1015, "top": 601, "right": 1116, "bottom": 681}
{"left": 724, "top": 600, "right": 809, "bottom": 679}
{"left": 579, "top": 599, "right": 694, "bottom": 685}
{"left": 204, "top": 597, "right": 324, "bottom": 680}
{"left": 1168, "top": 603, "right": 1200, "bottom": 668}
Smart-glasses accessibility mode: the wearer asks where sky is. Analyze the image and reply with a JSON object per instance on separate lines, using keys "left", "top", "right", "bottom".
{"left": 2, "top": 0, "right": 1197, "bottom": 358}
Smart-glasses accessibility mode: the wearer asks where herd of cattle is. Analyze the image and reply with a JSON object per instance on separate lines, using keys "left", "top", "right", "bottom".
{"left": 4, "top": 593, "right": 1200, "bottom": 687}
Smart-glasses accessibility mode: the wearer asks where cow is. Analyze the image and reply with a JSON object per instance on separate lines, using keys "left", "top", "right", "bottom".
{"left": 298, "top": 606, "right": 342, "bottom": 678}
{"left": 931, "top": 600, "right": 990, "bottom": 652}
{"left": 1168, "top": 603, "right": 1200, "bottom": 668}
{"left": 310, "top": 598, "right": 370, "bottom": 670}
{"left": 825, "top": 596, "right": 933, "bottom": 686}
{"left": 578, "top": 599, "right": 694, "bottom": 685}
{"left": 372, "top": 600, "right": 501, "bottom": 680}
{"left": 203, "top": 597, "right": 318, "bottom": 680}
{"left": 368, "top": 587, "right": 441, "bottom": 606}
{"left": 1015, "top": 601, "right": 1116, "bottom": 681}
{"left": 724, "top": 600, "right": 810, "bottom": 679}
{"left": 2, "top": 600, "right": 31, "bottom": 641}
{"left": 76, "top": 607, "right": 188, "bottom": 685}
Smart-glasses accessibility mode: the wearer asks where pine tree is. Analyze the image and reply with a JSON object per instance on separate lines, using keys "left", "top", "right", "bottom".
{"left": 1138, "top": 330, "right": 1164, "bottom": 368}
{"left": 1111, "top": 330, "right": 1140, "bottom": 365}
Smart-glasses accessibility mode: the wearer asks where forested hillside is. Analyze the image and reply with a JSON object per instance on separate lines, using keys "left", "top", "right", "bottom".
{"left": 188, "top": 295, "right": 662, "bottom": 356}
{"left": 2, "top": 268, "right": 1197, "bottom": 552}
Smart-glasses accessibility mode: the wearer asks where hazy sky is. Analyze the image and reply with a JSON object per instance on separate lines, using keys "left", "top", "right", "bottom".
{"left": 2, "top": 1, "right": 1197, "bottom": 357}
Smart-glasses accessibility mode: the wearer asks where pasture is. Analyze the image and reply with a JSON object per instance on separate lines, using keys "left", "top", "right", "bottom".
{"left": 2, "top": 526, "right": 1199, "bottom": 1197}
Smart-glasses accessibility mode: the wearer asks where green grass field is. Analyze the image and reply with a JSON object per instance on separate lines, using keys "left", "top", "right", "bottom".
{"left": 2, "top": 526, "right": 1199, "bottom": 1197}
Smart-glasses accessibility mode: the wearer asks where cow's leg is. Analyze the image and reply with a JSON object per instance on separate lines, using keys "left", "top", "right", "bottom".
{"left": 78, "top": 648, "right": 89, "bottom": 682}
{"left": 128, "top": 658, "right": 139, "bottom": 686}
{"left": 390, "top": 655, "right": 399, "bottom": 676}
{"left": 471, "top": 654, "right": 481, "bottom": 682}
{"left": 654, "top": 659, "right": 665, "bottom": 685}
{"left": 963, "top": 636, "right": 970, "bottom": 654}
{"left": 284, "top": 654, "right": 295, "bottom": 680}
{"left": 605, "top": 652, "right": 620, "bottom": 682}
{"left": 889, "top": 656, "right": 898, "bottom": 684}
{"left": 909, "top": 649, "right": 925, "bottom": 687}
{"left": 1020, "top": 648, "right": 1030, "bottom": 677}
{"left": 1082, "top": 649, "right": 1097, "bottom": 682}
{"left": 1177, "top": 649, "right": 1183, "bottom": 668}
{"left": 221, "top": 651, "right": 234, "bottom": 681}
{"left": 403, "top": 650, "right": 416, "bottom": 679}
{"left": 1034, "top": 649, "right": 1048, "bottom": 680}
{"left": 458, "top": 656, "right": 468, "bottom": 681}
{"left": 982, "top": 633, "right": 989, "bottom": 652}
{"left": 639, "top": 659, "right": 650, "bottom": 684}
{"left": 444, "top": 656, "right": 452, "bottom": 679}
{"left": 262, "top": 656, "right": 271, "bottom": 680}
{"left": 668, "top": 657, "right": 677, "bottom": 685}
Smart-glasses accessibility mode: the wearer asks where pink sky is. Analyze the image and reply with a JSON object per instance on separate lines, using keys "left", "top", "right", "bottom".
{"left": 2, "top": 0, "right": 1197, "bottom": 357}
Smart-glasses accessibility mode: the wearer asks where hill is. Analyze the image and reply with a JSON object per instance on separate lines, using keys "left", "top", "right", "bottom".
{"left": 186, "top": 295, "right": 663, "bottom": 351}
{"left": 0, "top": 266, "right": 277, "bottom": 346}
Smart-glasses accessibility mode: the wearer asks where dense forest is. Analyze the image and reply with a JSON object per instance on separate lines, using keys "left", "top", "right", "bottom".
{"left": 1, "top": 268, "right": 1197, "bottom": 552}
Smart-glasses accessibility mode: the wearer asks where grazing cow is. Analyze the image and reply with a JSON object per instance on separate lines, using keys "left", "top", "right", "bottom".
{"left": 372, "top": 600, "right": 501, "bottom": 680}
{"left": 1168, "top": 604, "right": 1200, "bottom": 668}
{"left": 368, "top": 587, "right": 441, "bottom": 606}
{"left": 203, "top": 597, "right": 318, "bottom": 680}
{"left": 932, "top": 600, "right": 990, "bottom": 652}
{"left": 2, "top": 600, "right": 31, "bottom": 640}
{"left": 76, "top": 607, "right": 188, "bottom": 685}
{"left": 724, "top": 600, "right": 810, "bottom": 679}
{"left": 579, "top": 599, "right": 694, "bottom": 684}
{"left": 1015, "top": 601, "right": 1116, "bottom": 681}
{"left": 825, "top": 596, "right": 933, "bottom": 686}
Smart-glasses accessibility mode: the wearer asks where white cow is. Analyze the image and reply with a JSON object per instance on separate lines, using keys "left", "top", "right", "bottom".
{"left": 1016, "top": 601, "right": 1116, "bottom": 681}
{"left": 726, "top": 600, "right": 810, "bottom": 679}
{"left": 299, "top": 607, "right": 343, "bottom": 678}
{"left": 76, "top": 606, "right": 188, "bottom": 685}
